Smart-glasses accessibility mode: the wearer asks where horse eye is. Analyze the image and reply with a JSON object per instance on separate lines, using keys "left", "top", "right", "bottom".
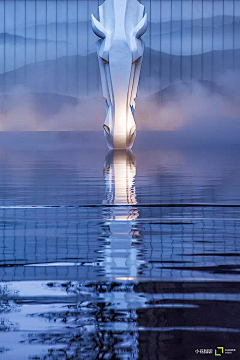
{"left": 101, "top": 58, "right": 109, "bottom": 64}
{"left": 103, "top": 125, "right": 110, "bottom": 135}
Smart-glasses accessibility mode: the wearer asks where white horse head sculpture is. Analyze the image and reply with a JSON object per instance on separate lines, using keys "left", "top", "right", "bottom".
{"left": 92, "top": 0, "right": 147, "bottom": 149}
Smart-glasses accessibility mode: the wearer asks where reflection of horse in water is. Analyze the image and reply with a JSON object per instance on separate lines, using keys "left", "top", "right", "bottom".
{"left": 98, "top": 150, "right": 145, "bottom": 359}
{"left": 103, "top": 149, "right": 137, "bottom": 206}
{"left": 102, "top": 150, "right": 143, "bottom": 279}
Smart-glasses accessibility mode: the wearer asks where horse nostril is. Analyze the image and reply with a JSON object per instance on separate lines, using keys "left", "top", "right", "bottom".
{"left": 101, "top": 57, "right": 109, "bottom": 64}
{"left": 103, "top": 125, "right": 110, "bottom": 136}
{"left": 132, "top": 57, "right": 140, "bottom": 64}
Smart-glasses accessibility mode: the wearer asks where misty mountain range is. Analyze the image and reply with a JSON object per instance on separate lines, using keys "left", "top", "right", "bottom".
{"left": 0, "top": 92, "right": 79, "bottom": 117}
{"left": 144, "top": 22, "right": 240, "bottom": 54}
{"left": 0, "top": 33, "right": 67, "bottom": 45}
{"left": 0, "top": 47, "right": 238, "bottom": 97}
{"left": 15, "top": 21, "right": 91, "bottom": 40}
{"left": 147, "top": 80, "right": 225, "bottom": 105}
{"left": 0, "top": 80, "right": 226, "bottom": 120}
{"left": 12, "top": 16, "right": 240, "bottom": 39}
{"left": 149, "top": 15, "right": 240, "bottom": 35}
{"left": 0, "top": 0, "right": 238, "bottom": 133}
{"left": 0, "top": 14, "right": 238, "bottom": 73}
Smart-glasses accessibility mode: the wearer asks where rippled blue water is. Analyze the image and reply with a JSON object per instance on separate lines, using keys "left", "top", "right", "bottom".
{"left": 0, "top": 132, "right": 240, "bottom": 359}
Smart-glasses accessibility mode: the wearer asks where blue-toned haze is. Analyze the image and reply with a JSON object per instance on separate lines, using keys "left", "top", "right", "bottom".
{"left": 0, "top": 0, "right": 239, "bottom": 138}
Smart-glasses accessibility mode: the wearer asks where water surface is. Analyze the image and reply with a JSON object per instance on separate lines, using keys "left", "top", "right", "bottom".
{"left": 0, "top": 132, "right": 240, "bottom": 359}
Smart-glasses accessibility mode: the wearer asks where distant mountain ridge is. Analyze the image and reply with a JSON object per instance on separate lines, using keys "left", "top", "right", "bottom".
{"left": 0, "top": 47, "right": 238, "bottom": 96}
{"left": 15, "top": 21, "right": 94, "bottom": 42}
{"left": 0, "top": 92, "right": 78, "bottom": 117}
{"left": 148, "top": 15, "right": 240, "bottom": 35}
{"left": 0, "top": 32, "right": 67, "bottom": 45}
{"left": 13, "top": 15, "right": 240, "bottom": 38}
{"left": 147, "top": 80, "right": 225, "bottom": 105}
{"left": 143, "top": 23, "right": 240, "bottom": 55}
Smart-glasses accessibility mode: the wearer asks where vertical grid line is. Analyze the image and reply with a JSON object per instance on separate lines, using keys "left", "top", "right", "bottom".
{"left": 35, "top": 0, "right": 37, "bottom": 64}
{"left": 160, "top": 0, "right": 162, "bottom": 108}
{"left": 56, "top": 0, "right": 58, "bottom": 94}
{"left": 3, "top": 0, "right": 5, "bottom": 94}
{"left": 180, "top": 0, "right": 182, "bottom": 80}
{"left": 170, "top": 0, "right": 172, "bottom": 85}
{"left": 97, "top": 0, "right": 100, "bottom": 91}
{"left": 77, "top": 0, "right": 79, "bottom": 98}
{"left": 211, "top": 0, "right": 214, "bottom": 87}
{"left": 46, "top": 0, "right": 48, "bottom": 61}
{"left": 223, "top": 0, "right": 225, "bottom": 71}
{"left": 222, "top": 0, "right": 224, "bottom": 75}
{"left": 201, "top": 0, "right": 203, "bottom": 80}
{"left": 46, "top": 0, "right": 48, "bottom": 93}
{"left": 14, "top": 0, "right": 16, "bottom": 86}
{"left": 233, "top": 0, "right": 235, "bottom": 69}
{"left": 191, "top": 0, "right": 193, "bottom": 83}
{"left": 25, "top": 0, "right": 27, "bottom": 87}
{"left": 66, "top": 0, "right": 68, "bottom": 95}
{"left": 149, "top": 0, "right": 151, "bottom": 93}
{"left": 87, "top": 0, "right": 89, "bottom": 95}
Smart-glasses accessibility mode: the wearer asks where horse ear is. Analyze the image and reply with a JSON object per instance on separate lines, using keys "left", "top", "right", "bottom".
{"left": 91, "top": 14, "right": 107, "bottom": 39}
{"left": 132, "top": 13, "right": 147, "bottom": 39}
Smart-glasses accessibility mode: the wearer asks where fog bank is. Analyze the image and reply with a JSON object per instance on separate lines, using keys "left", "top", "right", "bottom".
{"left": 0, "top": 73, "right": 239, "bottom": 144}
